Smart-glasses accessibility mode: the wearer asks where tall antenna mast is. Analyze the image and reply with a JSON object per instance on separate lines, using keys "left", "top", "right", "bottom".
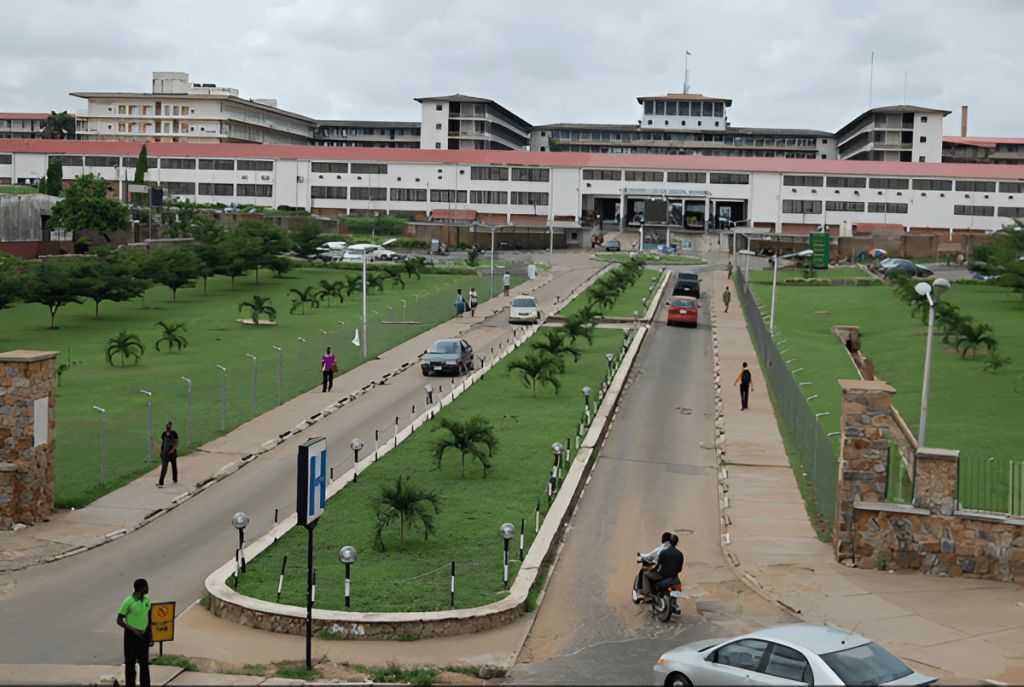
{"left": 903, "top": 68, "right": 908, "bottom": 105}
{"left": 684, "top": 50, "right": 691, "bottom": 94}
{"left": 869, "top": 51, "right": 875, "bottom": 108}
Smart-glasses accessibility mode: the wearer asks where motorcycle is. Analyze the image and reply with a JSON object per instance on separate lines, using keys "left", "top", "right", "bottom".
{"left": 633, "top": 554, "right": 685, "bottom": 622}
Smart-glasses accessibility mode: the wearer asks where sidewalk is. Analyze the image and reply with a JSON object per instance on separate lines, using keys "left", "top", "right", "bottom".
{"left": 709, "top": 262, "right": 1024, "bottom": 684}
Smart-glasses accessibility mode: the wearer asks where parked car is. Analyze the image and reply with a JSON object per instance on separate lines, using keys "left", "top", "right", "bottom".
{"left": 314, "top": 241, "right": 348, "bottom": 261}
{"left": 887, "top": 262, "right": 934, "bottom": 278}
{"left": 879, "top": 258, "right": 914, "bottom": 274}
{"left": 665, "top": 296, "right": 699, "bottom": 327}
{"left": 420, "top": 338, "right": 474, "bottom": 376}
{"left": 653, "top": 624, "right": 935, "bottom": 687}
{"left": 604, "top": 239, "right": 621, "bottom": 252}
{"left": 375, "top": 248, "right": 403, "bottom": 262}
{"left": 673, "top": 272, "right": 700, "bottom": 298}
{"left": 342, "top": 243, "right": 382, "bottom": 263}
{"left": 509, "top": 296, "right": 541, "bottom": 324}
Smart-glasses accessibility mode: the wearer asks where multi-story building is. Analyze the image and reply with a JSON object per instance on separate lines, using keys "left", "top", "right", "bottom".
{"left": 942, "top": 137, "right": 1024, "bottom": 165}
{"left": 0, "top": 113, "right": 48, "bottom": 139}
{"left": 314, "top": 120, "right": 420, "bottom": 148}
{"left": 72, "top": 71, "right": 315, "bottom": 145}
{"left": 416, "top": 95, "right": 531, "bottom": 151}
{"left": 833, "top": 105, "right": 948, "bottom": 163}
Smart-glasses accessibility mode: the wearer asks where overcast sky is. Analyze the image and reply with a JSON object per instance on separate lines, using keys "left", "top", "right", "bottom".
{"left": 3, "top": 0, "right": 1021, "bottom": 137}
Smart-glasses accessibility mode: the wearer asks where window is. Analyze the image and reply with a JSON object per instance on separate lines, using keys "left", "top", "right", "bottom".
{"left": 921, "top": 115, "right": 928, "bottom": 122}
{"left": 435, "top": 142, "right": 441, "bottom": 149}
{"left": 764, "top": 644, "right": 811, "bottom": 683}
{"left": 0, "top": 154, "right": 11, "bottom": 165}
{"left": 999, "top": 182, "right": 1024, "bottom": 194}
{"left": 953, "top": 205, "right": 995, "bottom": 216}
{"left": 435, "top": 104, "right": 442, "bottom": 111}
{"left": 667, "top": 171, "right": 706, "bottom": 183}
{"left": 511, "top": 167, "right": 550, "bottom": 182}
{"left": 625, "top": 170, "right": 663, "bottom": 182}
{"left": 198, "top": 158, "right": 235, "bottom": 170}
{"left": 912, "top": 178, "right": 952, "bottom": 191}
{"left": 713, "top": 102, "right": 724, "bottom": 117}
{"left": 868, "top": 202, "right": 909, "bottom": 214}
{"left": 470, "top": 166, "right": 509, "bottom": 181}
{"left": 351, "top": 163, "right": 388, "bottom": 174}
{"left": 389, "top": 188, "right": 426, "bottom": 202}
{"left": 821, "top": 642, "right": 912, "bottom": 686}
{"left": 998, "top": 207, "right": 1024, "bottom": 218}
{"left": 470, "top": 190, "right": 508, "bottom": 204}
{"left": 710, "top": 173, "right": 749, "bottom": 184}
{"left": 583, "top": 169, "right": 623, "bottom": 181}
{"left": 84, "top": 156, "right": 119, "bottom": 167}
{"left": 122, "top": 156, "right": 157, "bottom": 170}
{"left": 869, "top": 178, "right": 909, "bottom": 190}
{"left": 782, "top": 199, "right": 822, "bottom": 213}
{"left": 826, "top": 176, "right": 867, "bottom": 188}
{"left": 435, "top": 123, "right": 442, "bottom": 130}
{"left": 198, "top": 183, "right": 233, "bottom": 196}
{"left": 311, "top": 162, "right": 348, "bottom": 174}
{"left": 783, "top": 175, "right": 824, "bottom": 187}
{"left": 311, "top": 186, "right": 347, "bottom": 199}
{"left": 160, "top": 158, "right": 197, "bottom": 170}
{"left": 159, "top": 181, "right": 195, "bottom": 195}
{"left": 644, "top": 101, "right": 653, "bottom": 115}
{"left": 919, "top": 136, "right": 927, "bottom": 143}
{"left": 826, "top": 201, "right": 865, "bottom": 212}
{"left": 955, "top": 180, "right": 996, "bottom": 193}
{"left": 237, "top": 160, "right": 273, "bottom": 172}
{"left": 350, "top": 187, "right": 388, "bottom": 201}
{"left": 666, "top": 102, "right": 676, "bottom": 116}
{"left": 655, "top": 101, "right": 665, "bottom": 115}
{"left": 714, "top": 640, "right": 769, "bottom": 672}
{"left": 510, "top": 191, "right": 549, "bottom": 205}
{"left": 236, "top": 184, "right": 273, "bottom": 197}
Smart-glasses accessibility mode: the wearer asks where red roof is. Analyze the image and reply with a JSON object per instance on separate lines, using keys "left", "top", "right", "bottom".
{"left": 0, "top": 113, "right": 48, "bottom": 120}
{"left": 2, "top": 138, "right": 1023, "bottom": 180}
{"left": 943, "top": 136, "right": 1024, "bottom": 148}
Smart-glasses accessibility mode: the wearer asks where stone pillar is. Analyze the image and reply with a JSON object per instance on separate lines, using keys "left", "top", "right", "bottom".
{"left": 913, "top": 447, "right": 959, "bottom": 515}
{"left": 0, "top": 350, "right": 58, "bottom": 528}
{"left": 834, "top": 379, "right": 896, "bottom": 560}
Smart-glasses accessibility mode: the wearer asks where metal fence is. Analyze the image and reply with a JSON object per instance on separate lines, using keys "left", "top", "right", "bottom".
{"left": 958, "top": 455, "right": 1024, "bottom": 516}
{"left": 734, "top": 267, "right": 839, "bottom": 529}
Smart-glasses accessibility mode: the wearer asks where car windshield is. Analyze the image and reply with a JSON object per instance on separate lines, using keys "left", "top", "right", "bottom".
{"left": 671, "top": 299, "right": 694, "bottom": 307}
{"left": 428, "top": 341, "right": 460, "bottom": 355}
{"left": 820, "top": 642, "right": 913, "bottom": 685}
{"left": 512, "top": 298, "right": 536, "bottom": 308}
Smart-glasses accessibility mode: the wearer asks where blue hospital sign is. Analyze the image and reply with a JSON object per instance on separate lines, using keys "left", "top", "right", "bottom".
{"left": 296, "top": 437, "right": 327, "bottom": 527}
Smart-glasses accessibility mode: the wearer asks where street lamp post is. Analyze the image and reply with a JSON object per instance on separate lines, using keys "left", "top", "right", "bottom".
{"left": 915, "top": 279, "right": 951, "bottom": 449}
{"left": 338, "top": 546, "right": 357, "bottom": 608}
{"left": 272, "top": 345, "right": 283, "bottom": 405}
{"left": 350, "top": 438, "right": 364, "bottom": 482}
{"left": 361, "top": 252, "right": 368, "bottom": 359}
{"left": 296, "top": 336, "right": 308, "bottom": 381}
{"left": 582, "top": 386, "right": 592, "bottom": 414}
{"left": 139, "top": 389, "right": 153, "bottom": 462}
{"left": 738, "top": 248, "right": 755, "bottom": 278}
{"left": 551, "top": 442, "right": 563, "bottom": 482}
{"left": 232, "top": 511, "right": 250, "bottom": 574}
{"left": 246, "top": 353, "right": 257, "bottom": 418}
{"left": 500, "top": 522, "right": 515, "bottom": 588}
{"left": 768, "top": 251, "right": 779, "bottom": 336}
{"left": 605, "top": 352, "right": 614, "bottom": 379}
{"left": 92, "top": 406, "right": 107, "bottom": 483}
{"left": 215, "top": 365, "right": 227, "bottom": 430}
{"left": 180, "top": 377, "right": 192, "bottom": 448}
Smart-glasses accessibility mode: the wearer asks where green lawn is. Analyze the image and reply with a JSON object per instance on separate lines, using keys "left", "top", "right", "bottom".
{"left": 239, "top": 328, "right": 624, "bottom": 612}
{"left": 747, "top": 270, "right": 1024, "bottom": 512}
{"left": 557, "top": 268, "right": 662, "bottom": 320}
{"left": 776, "top": 267, "right": 879, "bottom": 283}
{"left": 0, "top": 266, "right": 521, "bottom": 507}
{"left": 595, "top": 253, "right": 703, "bottom": 266}
{"left": 1, "top": 185, "right": 40, "bottom": 195}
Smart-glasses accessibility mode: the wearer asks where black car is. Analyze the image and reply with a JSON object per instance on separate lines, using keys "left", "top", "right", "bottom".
{"left": 604, "top": 239, "right": 621, "bottom": 252}
{"left": 673, "top": 272, "right": 700, "bottom": 297}
{"left": 421, "top": 338, "right": 475, "bottom": 376}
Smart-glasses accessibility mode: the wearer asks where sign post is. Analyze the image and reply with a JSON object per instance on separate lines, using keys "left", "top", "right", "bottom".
{"left": 809, "top": 233, "right": 830, "bottom": 271}
{"left": 150, "top": 601, "right": 175, "bottom": 657}
{"left": 296, "top": 437, "right": 327, "bottom": 671}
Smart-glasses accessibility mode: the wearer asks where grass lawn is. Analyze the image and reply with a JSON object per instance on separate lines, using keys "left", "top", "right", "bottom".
{"left": 557, "top": 268, "right": 662, "bottom": 320}
{"left": 0, "top": 266, "right": 521, "bottom": 508}
{"left": 239, "top": 328, "right": 623, "bottom": 612}
{"left": 595, "top": 253, "right": 703, "bottom": 266}
{"left": 746, "top": 270, "right": 1024, "bottom": 512}
{"left": 1, "top": 185, "right": 40, "bottom": 195}
{"left": 776, "top": 267, "right": 878, "bottom": 283}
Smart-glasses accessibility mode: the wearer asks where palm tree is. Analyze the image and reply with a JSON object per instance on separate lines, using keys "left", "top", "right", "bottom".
{"left": 42, "top": 111, "right": 76, "bottom": 139}
{"left": 531, "top": 328, "right": 581, "bottom": 366}
{"left": 432, "top": 416, "right": 499, "bottom": 478}
{"left": 153, "top": 321, "right": 188, "bottom": 351}
{"left": 371, "top": 475, "right": 441, "bottom": 551}
{"left": 238, "top": 295, "right": 276, "bottom": 324}
{"left": 288, "top": 286, "right": 321, "bottom": 314}
{"left": 404, "top": 256, "right": 426, "bottom": 280}
{"left": 344, "top": 275, "right": 363, "bottom": 297}
{"left": 106, "top": 331, "right": 145, "bottom": 367}
{"left": 507, "top": 351, "right": 563, "bottom": 397}
{"left": 956, "top": 321, "right": 997, "bottom": 359}
{"left": 562, "top": 310, "right": 596, "bottom": 346}
{"left": 586, "top": 281, "right": 619, "bottom": 310}
{"left": 386, "top": 266, "right": 405, "bottom": 289}
{"left": 366, "top": 272, "right": 387, "bottom": 293}
{"left": 316, "top": 279, "right": 345, "bottom": 306}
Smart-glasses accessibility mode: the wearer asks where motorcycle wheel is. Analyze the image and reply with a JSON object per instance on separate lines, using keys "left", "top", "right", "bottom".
{"left": 657, "top": 596, "right": 673, "bottom": 623}
{"left": 631, "top": 587, "right": 641, "bottom": 605}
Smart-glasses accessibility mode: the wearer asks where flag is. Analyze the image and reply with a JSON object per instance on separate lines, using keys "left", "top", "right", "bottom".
{"left": 686, "top": 51, "right": 691, "bottom": 56}
{"left": 352, "top": 328, "right": 360, "bottom": 348}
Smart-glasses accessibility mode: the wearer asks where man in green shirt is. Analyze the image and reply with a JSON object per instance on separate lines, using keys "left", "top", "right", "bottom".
{"left": 116, "top": 578, "right": 152, "bottom": 687}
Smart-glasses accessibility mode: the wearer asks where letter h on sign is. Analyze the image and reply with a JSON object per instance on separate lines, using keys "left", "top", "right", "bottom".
{"left": 296, "top": 437, "right": 328, "bottom": 527}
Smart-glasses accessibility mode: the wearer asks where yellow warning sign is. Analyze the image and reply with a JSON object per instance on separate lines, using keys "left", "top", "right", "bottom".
{"left": 150, "top": 601, "right": 175, "bottom": 643}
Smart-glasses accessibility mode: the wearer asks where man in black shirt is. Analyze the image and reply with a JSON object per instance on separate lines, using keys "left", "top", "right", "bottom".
{"left": 157, "top": 421, "right": 179, "bottom": 488}
{"left": 641, "top": 534, "right": 684, "bottom": 598}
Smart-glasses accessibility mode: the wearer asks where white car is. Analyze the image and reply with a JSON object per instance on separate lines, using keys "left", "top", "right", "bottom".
{"left": 509, "top": 296, "right": 541, "bottom": 324}
{"left": 653, "top": 624, "right": 935, "bottom": 686}
{"left": 341, "top": 243, "right": 381, "bottom": 263}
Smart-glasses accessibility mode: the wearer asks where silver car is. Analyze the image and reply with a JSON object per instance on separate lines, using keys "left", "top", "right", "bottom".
{"left": 653, "top": 624, "right": 935, "bottom": 686}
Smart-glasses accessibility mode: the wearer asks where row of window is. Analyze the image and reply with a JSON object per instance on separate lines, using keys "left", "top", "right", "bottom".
{"left": 783, "top": 200, "right": 910, "bottom": 214}
{"left": 782, "top": 175, "right": 1023, "bottom": 193}
{"left": 643, "top": 101, "right": 725, "bottom": 117}
{"left": 309, "top": 187, "right": 545, "bottom": 205}
{"left": 581, "top": 170, "right": 747, "bottom": 184}
{"left": 159, "top": 182, "right": 273, "bottom": 197}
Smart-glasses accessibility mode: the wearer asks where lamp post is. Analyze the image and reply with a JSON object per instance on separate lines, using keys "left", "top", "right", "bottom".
{"left": 232, "top": 511, "right": 250, "bottom": 574}
{"left": 92, "top": 405, "right": 107, "bottom": 483}
{"left": 581, "top": 386, "right": 592, "bottom": 414}
{"left": 272, "top": 345, "right": 283, "bottom": 405}
{"left": 350, "top": 438, "right": 364, "bottom": 482}
{"left": 738, "top": 249, "right": 755, "bottom": 278}
{"left": 915, "top": 278, "right": 951, "bottom": 449}
{"left": 551, "top": 442, "right": 563, "bottom": 482}
{"left": 139, "top": 389, "right": 153, "bottom": 462}
{"left": 605, "top": 352, "right": 614, "bottom": 377}
{"left": 500, "top": 522, "right": 515, "bottom": 588}
{"left": 360, "top": 251, "right": 368, "bottom": 359}
{"left": 245, "top": 353, "right": 257, "bottom": 418}
{"left": 768, "top": 251, "right": 779, "bottom": 336}
{"left": 215, "top": 364, "right": 227, "bottom": 430}
{"left": 400, "top": 299, "right": 408, "bottom": 323}
{"left": 338, "top": 545, "right": 357, "bottom": 608}
{"left": 296, "top": 337, "right": 308, "bottom": 381}
{"left": 180, "top": 377, "right": 192, "bottom": 448}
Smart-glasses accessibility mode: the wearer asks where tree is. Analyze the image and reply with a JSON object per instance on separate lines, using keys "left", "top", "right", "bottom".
{"left": 0, "top": 256, "right": 27, "bottom": 310}
{"left": 146, "top": 247, "right": 203, "bottom": 301}
{"left": 289, "top": 219, "right": 327, "bottom": 259}
{"left": 344, "top": 275, "right": 363, "bottom": 297}
{"left": 39, "top": 156, "right": 63, "bottom": 196}
{"left": 366, "top": 272, "right": 387, "bottom": 293}
{"left": 231, "top": 220, "right": 291, "bottom": 283}
{"left": 507, "top": 351, "right": 563, "bottom": 397}
{"left": 316, "top": 279, "right": 345, "bottom": 306}
{"left": 42, "top": 111, "right": 76, "bottom": 140}
{"left": 956, "top": 321, "right": 998, "bottom": 359}
{"left": 562, "top": 309, "right": 597, "bottom": 346}
{"left": 49, "top": 174, "right": 129, "bottom": 234}
{"left": 238, "top": 295, "right": 276, "bottom": 324}
{"left": 190, "top": 217, "right": 230, "bottom": 295}
{"left": 266, "top": 255, "right": 294, "bottom": 277}
{"left": 404, "top": 256, "right": 426, "bottom": 280}
{"left": 971, "top": 221, "right": 1024, "bottom": 296}
{"left": 79, "top": 250, "right": 151, "bottom": 316}
{"left": 134, "top": 145, "right": 149, "bottom": 184}
{"left": 154, "top": 321, "right": 188, "bottom": 351}
{"left": 432, "top": 416, "right": 499, "bottom": 478}
{"left": 385, "top": 266, "right": 405, "bottom": 289}
{"left": 289, "top": 286, "right": 321, "bottom": 314}
{"left": 530, "top": 328, "right": 581, "bottom": 366}
{"left": 586, "top": 280, "right": 619, "bottom": 310}
{"left": 371, "top": 475, "right": 441, "bottom": 551}
{"left": 105, "top": 331, "right": 145, "bottom": 366}
{"left": 22, "top": 259, "right": 88, "bottom": 328}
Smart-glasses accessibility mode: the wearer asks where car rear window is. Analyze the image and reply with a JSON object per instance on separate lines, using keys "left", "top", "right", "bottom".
{"left": 820, "top": 642, "right": 913, "bottom": 686}
{"left": 671, "top": 298, "right": 696, "bottom": 307}
{"left": 512, "top": 298, "right": 537, "bottom": 308}
{"left": 428, "top": 341, "right": 459, "bottom": 354}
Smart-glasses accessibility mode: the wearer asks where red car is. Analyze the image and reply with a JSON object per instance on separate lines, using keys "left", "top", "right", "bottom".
{"left": 666, "top": 296, "right": 699, "bottom": 327}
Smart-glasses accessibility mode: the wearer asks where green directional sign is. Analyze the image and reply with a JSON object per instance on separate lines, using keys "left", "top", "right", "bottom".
{"left": 809, "top": 233, "right": 830, "bottom": 269}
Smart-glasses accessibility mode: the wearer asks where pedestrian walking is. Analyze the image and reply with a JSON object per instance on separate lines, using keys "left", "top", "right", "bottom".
{"left": 425, "top": 382, "right": 434, "bottom": 405}
{"left": 503, "top": 271, "right": 511, "bottom": 296}
{"left": 321, "top": 346, "right": 337, "bottom": 392}
{"left": 734, "top": 361, "right": 753, "bottom": 410}
{"left": 156, "top": 421, "right": 178, "bottom": 488}
{"left": 116, "top": 578, "right": 153, "bottom": 687}
{"left": 455, "top": 288, "right": 465, "bottom": 317}
{"left": 468, "top": 287, "right": 479, "bottom": 317}
{"left": 722, "top": 285, "right": 731, "bottom": 313}
{"left": 727, "top": 260, "right": 733, "bottom": 280}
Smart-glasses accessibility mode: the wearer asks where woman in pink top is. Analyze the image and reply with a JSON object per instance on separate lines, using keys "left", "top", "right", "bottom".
{"left": 321, "top": 347, "right": 336, "bottom": 392}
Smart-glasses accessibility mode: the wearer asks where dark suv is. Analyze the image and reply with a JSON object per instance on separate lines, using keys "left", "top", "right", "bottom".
{"left": 421, "top": 338, "right": 475, "bottom": 376}
{"left": 673, "top": 272, "right": 701, "bottom": 298}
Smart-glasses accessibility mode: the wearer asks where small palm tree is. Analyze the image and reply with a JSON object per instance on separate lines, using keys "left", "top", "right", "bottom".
{"left": 531, "top": 328, "right": 581, "bottom": 366}
{"left": 562, "top": 310, "right": 596, "bottom": 346}
{"left": 344, "top": 275, "right": 363, "bottom": 297}
{"left": 432, "top": 416, "right": 499, "bottom": 478}
{"left": 288, "top": 286, "right": 321, "bottom": 314}
{"left": 238, "top": 295, "right": 277, "bottom": 324}
{"left": 106, "top": 331, "right": 145, "bottom": 367}
{"left": 371, "top": 475, "right": 441, "bottom": 551}
{"left": 983, "top": 352, "right": 1011, "bottom": 373}
{"left": 366, "top": 272, "right": 387, "bottom": 293}
{"left": 153, "top": 321, "right": 188, "bottom": 352}
{"left": 386, "top": 267, "right": 406, "bottom": 289}
{"left": 956, "top": 321, "right": 997, "bottom": 358}
{"left": 507, "top": 351, "right": 563, "bottom": 397}
{"left": 404, "top": 256, "right": 426, "bottom": 280}
{"left": 316, "top": 279, "right": 345, "bottom": 306}
{"left": 586, "top": 281, "right": 619, "bottom": 310}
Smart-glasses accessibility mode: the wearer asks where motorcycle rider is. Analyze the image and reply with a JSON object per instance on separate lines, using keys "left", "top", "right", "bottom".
{"left": 636, "top": 532, "right": 673, "bottom": 595}
{"left": 640, "top": 533, "right": 684, "bottom": 600}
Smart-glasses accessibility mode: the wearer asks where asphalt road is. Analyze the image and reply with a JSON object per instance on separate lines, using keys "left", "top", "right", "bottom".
{"left": 508, "top": 267, "right": 791, "bottom": 685}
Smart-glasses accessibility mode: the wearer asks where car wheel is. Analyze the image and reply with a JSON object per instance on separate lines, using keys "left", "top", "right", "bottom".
{"left": 665, "top": 672, "right": 692, "bottom": 687}
{"left": 422, "top": 369, "right": 430, "bottom": 377}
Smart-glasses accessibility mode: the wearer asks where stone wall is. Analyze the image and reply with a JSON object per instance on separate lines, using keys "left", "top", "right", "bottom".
{"left": 0, "top": 350, "right": 57, "bottom": 528}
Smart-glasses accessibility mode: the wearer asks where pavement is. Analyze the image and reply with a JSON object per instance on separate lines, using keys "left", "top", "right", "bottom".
{"left": 4, "top": 243, "right": 1023, "bottom": 684}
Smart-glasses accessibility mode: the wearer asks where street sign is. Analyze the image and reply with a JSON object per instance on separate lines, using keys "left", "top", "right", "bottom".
{"left": 150, "top": 601, "right": 175, "bottom": 643}
{"left": 296, "top": 437, "right": 327, "bottom": 527}
{"left": 809, "top": 233, "right": 830, "bottom": 269}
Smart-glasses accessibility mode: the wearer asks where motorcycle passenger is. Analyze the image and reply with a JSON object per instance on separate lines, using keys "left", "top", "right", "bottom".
{"left": 636, "top": 531, "right": 673, "bottom": 594}
{"left": 640, "top": 533, "right": 684, "bottom": 600}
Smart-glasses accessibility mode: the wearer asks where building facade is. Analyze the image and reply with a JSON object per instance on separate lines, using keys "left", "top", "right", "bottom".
{"left": 416, "top": 95, "right": 532, "bottom": 151}
{"left": 833, "top": 106, "right": 948, "bottom": 163}
{"left": 0, "top": 113, "right": 48, "bottom": 139}
{"left": 942, "top": 137, "right": 1024, "bottom": 165}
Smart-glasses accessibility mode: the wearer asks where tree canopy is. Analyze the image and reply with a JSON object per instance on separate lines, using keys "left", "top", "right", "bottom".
{"left": 147, "top": 247, "right": 203, "bottom": 300}
{"left": 21, "top": 259, "right": 90, "bottom": 328}
{"left": 972, "top": 221, "right": 1024, "bottom": 295}
{"left": 49, "top": 174, "right": 129, "bottom": 234}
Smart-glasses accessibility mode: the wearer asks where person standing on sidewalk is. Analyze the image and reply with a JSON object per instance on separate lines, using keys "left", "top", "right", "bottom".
{"left": 734, "top": 362, "right": 753, "bottom": 410}
{"left": 468, "top": 287, "right": 479, "bottom": 317}
{"left": 116, "top": 578, "right": 153, "bottom": 687}
{"left": 455, "top": 288, "right": 465, "bottom": 317}
{"left": 321, "top": 347, "right": 336, "bottom": 392}
{"left": 156, "top": 421, "right": 178, "bottom": 488}
{"left": 503, "top": 271, "right": 511, "bottom": 296}
{"left": 722, "top": 285, "right": 731, "bottom": 313}
{"left": 425, "top": 382, "right": 434, "bottom": 405}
